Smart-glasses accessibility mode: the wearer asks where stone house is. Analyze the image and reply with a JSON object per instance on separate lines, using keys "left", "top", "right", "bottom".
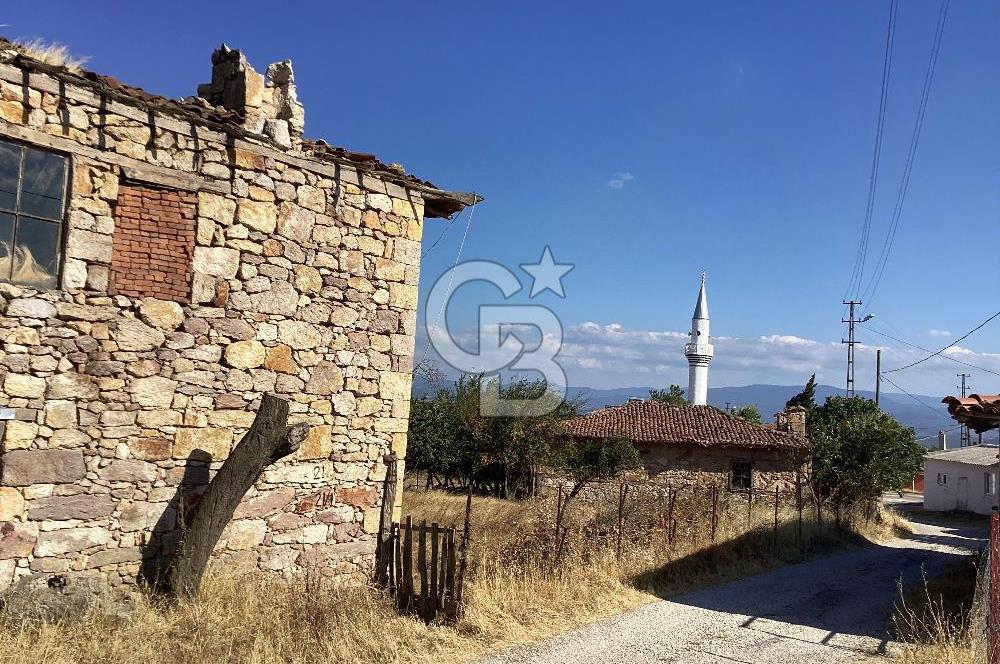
{"left": 0, "top": 39, "right": 477, "bottom": 589}
{"left": 562, "top": 401, "right": 811, "bottom": 493}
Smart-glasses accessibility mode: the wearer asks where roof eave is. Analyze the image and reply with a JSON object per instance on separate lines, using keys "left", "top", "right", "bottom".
{"left": 422, "top": 189, "right": 484, "bottom": 219}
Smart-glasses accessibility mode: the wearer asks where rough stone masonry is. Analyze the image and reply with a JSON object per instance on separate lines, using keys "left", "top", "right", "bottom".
{"left": 0, "top": 40, "right": 477, "bottom": 590}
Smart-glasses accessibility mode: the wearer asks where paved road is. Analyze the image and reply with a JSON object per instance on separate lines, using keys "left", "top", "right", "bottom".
{"left": 480, "top": 499, "right": 986, "bottom": 664}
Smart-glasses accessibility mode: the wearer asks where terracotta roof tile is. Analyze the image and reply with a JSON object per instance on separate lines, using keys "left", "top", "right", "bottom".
{"left": 943, "top": 394, "right": 1000, "bottom": 433}
{"left": 564, "top": 401, "right": 809, "bottom": 450}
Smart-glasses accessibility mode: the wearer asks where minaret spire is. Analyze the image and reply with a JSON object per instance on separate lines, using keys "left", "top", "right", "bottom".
{"left": 693, "top": 272, "right": 708, "bottom": 320}
{"left": 684, "top": 273, "right": 714, "bottom": 405}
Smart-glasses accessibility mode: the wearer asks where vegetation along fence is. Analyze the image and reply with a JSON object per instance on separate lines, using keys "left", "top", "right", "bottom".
{"left": 548, "top": 475, "right": 822, "bottom": 563}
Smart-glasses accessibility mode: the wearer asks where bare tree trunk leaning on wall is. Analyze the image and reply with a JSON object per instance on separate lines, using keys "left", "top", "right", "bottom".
{"left": 167, "top": 394, "right": 309, "bottom": 599}
{"left": 374, "top": 453, "right": 398, "bottom": 587}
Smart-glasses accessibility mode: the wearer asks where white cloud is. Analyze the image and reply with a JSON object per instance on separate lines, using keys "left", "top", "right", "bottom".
{"left": 942, "top": 345, "right": 974, "bottom": 356}
{"left": 758, "top": 334, "right": 817, "bottom": 346}
{"left": 420, "top": 317, "right": 1000, "bottom": 395}
{"left": 928, "top": 329, "right": 952, "bottom": 337}
{"left": 607, "top": 172, "right": 634, "bottom": 190}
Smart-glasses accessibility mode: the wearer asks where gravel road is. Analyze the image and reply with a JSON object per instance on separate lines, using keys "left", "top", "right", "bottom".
{"left": 479, "top": 499, "right": 985, "bottom": 664}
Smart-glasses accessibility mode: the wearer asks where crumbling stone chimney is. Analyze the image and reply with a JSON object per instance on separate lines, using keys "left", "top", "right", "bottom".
{"left": 197, "top": 45, "right": 305, "bottom": 149}
{"left": 775, "top": 406, "right": 807, "bottom": 437}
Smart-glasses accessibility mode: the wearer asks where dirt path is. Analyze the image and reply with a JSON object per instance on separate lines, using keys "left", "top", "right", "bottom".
{"left": 479, "top": 501, "right": 985, "bottom": 664}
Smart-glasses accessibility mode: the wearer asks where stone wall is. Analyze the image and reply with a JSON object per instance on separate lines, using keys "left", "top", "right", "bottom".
{"left": 640, "top": 444, "right": 808, "bottom": 493}
{"left": 539, "top": 444, "right": 809, "bottom": 500}
{"left": 0, "top": 44, "right": 463, "bottom": 590}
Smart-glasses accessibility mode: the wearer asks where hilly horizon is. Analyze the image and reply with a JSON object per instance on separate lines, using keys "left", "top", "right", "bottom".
{"left": 413, "top": 376, "right": 965, "bottom": 449}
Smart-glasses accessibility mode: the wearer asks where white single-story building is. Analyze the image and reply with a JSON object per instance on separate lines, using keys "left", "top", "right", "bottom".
{"left": 923, "top": 446, "right": 1000, "bottom": 515}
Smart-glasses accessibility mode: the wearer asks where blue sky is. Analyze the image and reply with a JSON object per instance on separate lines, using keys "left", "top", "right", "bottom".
{"left": 4, "top": 1, "right": 999, "bottom": 397}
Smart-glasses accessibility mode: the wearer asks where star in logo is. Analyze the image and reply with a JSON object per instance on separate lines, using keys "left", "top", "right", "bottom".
{"left": 520, "top": 246, "right": 574, "bottom": 298}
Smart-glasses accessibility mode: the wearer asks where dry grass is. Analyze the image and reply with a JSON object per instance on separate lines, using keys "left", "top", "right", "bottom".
{"left": 0, "top": 489, "right": 903, "bottom": 664}
{"left": 892, "top": 557, "right": 982, "bottom": 664}
{"left": 6, "top": 38, "right": 89, "bottom": 72}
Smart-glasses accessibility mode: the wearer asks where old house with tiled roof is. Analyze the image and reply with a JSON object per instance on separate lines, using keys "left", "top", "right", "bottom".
{"left": 564, "top": 401, "right": 811, "bottom": 493}
{"left": 0, "top": 39, "right": 477, "bottom": 590}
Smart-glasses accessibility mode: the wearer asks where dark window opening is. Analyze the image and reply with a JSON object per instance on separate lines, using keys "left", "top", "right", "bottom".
{"left": 730, "top": 460, "right": 752, "bottom": 491}
{"left": 0, "top": 139, "right": 68, "bottom": 289}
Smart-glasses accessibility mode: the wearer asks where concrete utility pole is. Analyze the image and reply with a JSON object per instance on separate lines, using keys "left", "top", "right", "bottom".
{"left": 875, "top": 349, "right": 881, "bottom": 406}
{"left": 958, "top": 373, "right": 971, "bottom": 447}
{"left": 842, "top": 301, "right": 863, "bottom": 397}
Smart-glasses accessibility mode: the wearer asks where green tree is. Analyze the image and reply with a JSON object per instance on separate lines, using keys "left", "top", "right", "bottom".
{"left": 407, "top": 393, "right": 460, "bottom": 488}
{"left": 649, "top": 385, "right": 686, "bottom": 405}
{"left": 809, "top": 396, "right": 925, "bottom": 507}
{"left": 553, "top": 435, "right": 642, "bottom": 500}
{"left": 731, "top": 404, "right": 763, "bottom": 424}
{"left": 407, "top": 374, "right": 581, "bottom": 497}
{"left": 786, "top": 374, "right": 818, "bottom": 411}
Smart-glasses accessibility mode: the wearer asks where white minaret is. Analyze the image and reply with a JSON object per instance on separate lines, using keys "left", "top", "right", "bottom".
{"left": 684, "top": 273, "right": 714, "bottom": 405}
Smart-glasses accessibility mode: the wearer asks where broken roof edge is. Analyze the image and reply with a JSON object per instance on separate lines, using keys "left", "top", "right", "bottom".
{"left": 0, "top": 38, "right": 482, "bottom": 219}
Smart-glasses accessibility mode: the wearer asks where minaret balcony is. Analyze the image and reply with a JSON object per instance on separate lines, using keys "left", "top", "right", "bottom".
{"left": 685, "top": 343, "right": 714, "bottom": 362}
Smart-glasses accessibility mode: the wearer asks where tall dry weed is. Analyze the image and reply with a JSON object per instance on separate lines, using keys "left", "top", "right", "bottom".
{"left": 7, "top": 39, "right": 89, "bottom": 72}
{"left": 892, "top": 558, "right": 982, "bottom": 664}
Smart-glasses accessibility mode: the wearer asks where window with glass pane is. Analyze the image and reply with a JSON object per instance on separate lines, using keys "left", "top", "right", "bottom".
{"left": 0, "top": 139, "right": 67, "bottom": 289}
{"left": 730, "top": 460, "right": 752, "bottom": 491}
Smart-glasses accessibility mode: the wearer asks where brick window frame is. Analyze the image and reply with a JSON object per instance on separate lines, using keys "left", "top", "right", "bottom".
{"left": 109, "top": 182, "right": 197, "bottom": 302}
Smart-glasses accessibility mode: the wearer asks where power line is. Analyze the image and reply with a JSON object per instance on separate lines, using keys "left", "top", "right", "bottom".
{"left": 414, "top": 197, "right": 479, "bottom": 375}
{"left": 860, "top": 0, "right": 951, "bottom": 314}
{"left": 879, "top": 372, "right": 944, "bottom": 416}
{"left": 915, "top": 424, "right": 962, "bottom": 442}
{"left": 420, "top": 206, "right": 465, "bottom": 259}
{"left": 846, "top": 0, "right": 898, "bottom": 300}
{"left": 883, "top": 307, "right": 1000, "bottom": 374}
{"left": 858, "top": 325, "right": 1000, "bottom": 377}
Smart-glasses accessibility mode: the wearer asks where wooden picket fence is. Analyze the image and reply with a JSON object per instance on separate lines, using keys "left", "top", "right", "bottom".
{"left": 383, "top": 517, "right": 465, "bottom": 623}
{"left": 373, "top": 455, "right": 471, "bottom": 624}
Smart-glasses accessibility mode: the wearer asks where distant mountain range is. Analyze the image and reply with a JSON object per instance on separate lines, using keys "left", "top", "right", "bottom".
{"left": 413, "top": 377, "right": 961, "bottom": 449}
